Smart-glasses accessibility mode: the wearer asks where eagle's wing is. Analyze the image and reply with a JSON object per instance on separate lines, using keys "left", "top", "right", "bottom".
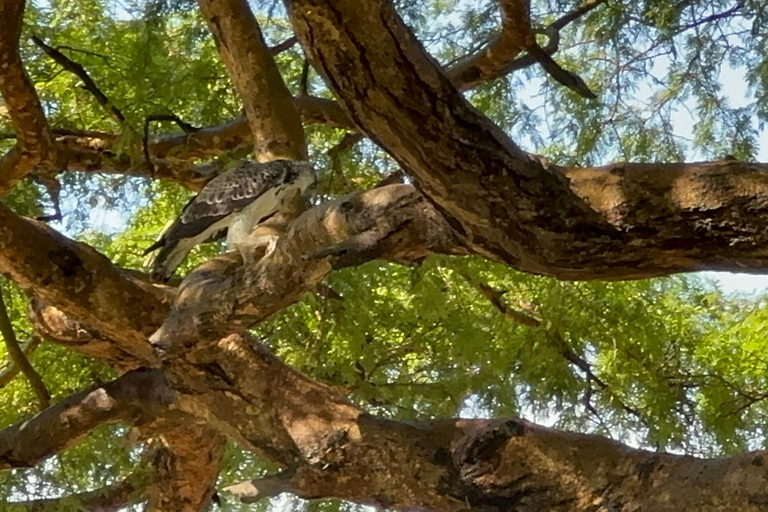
{"left": 145, "top": 160, "right": 314, "bottom": 281}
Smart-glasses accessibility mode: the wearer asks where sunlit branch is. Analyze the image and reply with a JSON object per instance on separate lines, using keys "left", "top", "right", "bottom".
{"left": 196, "top": 0, "right": 306, "bottom": 160}
{"left": 146, "top": 425, "right": 225, "bottom": 511}
{"left": 224, "top": 471, "right": 295, "bottom": 504}
{"left": 459, "top": 272, "right": 541, "bottom": 328}
{"left": 447, "top": 0, "right": 607, "bottom": 93}
{"left": 143, "top": 113, "right": 198, "bottom": 173}
{"left": 0, "top": 202, "right": 165, "bottom": 363}
{"left": 0, "top": 369, "right": 177, "bottom": 471}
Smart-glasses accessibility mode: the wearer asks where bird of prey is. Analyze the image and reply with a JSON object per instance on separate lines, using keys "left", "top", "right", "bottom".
{"left": 144, "top": 159, "right": 316, "bottom": 282}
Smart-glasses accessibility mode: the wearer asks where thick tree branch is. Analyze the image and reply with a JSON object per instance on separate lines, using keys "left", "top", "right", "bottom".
{"left": 293, "top": 94, "right": 356, "bottom": 129}
{"left": 1, "top": 0, "right": 605, "bottom": 195}
{"left": 197, "top": 0, "right": 306, "bottom": 161}
{"left": 284, "top": 0, "right": 768, "bottom": 279}
{"left": 149, "top": 184, "right": 467, "bottom": 351}
{"left": 0, "top": 0, "right": 56, "bottom": 196}
{"left": 146, "top": 96, "right": 355, "bottom": 168}
{"left": 0, "top": 202, "right": 166, "bottom": 363}
{"left": 28, "top": 300, "right": 141, "bottom": 368}
{"left": 0, "top": 0, "right": 603, "bottom": 196}
{"left": 0, "top": 166, "right": 767, "bottom": 510}
{"left": 0, "top": 368, "right": 177, "bottom": 470}
{"left": 0, "top": 368, "right": 219, "bottom": 511}
{"left": 0, "top": 145, "right": 24, "bottom": 196}
{"left": 0, "top": 281, "right": 49, "bottom": 408}
{"left": 285, "top": 0, "right": 600, "bottom": 262}
{"left": 164, "top": 333, "right": 768, "bottom": 511}
{"left": 145, "top": 425, "right": 225, "bottom": 512}
{"left": 1, "top": 99, "right": 349, "bottom": 195}
{"left": 6, "top": 472, "right": 149, "bottom": 511}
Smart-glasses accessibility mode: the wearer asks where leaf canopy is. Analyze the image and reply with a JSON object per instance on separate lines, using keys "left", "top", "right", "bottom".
{"left": 2, "top": 0, "right": 768, "bottom": 509}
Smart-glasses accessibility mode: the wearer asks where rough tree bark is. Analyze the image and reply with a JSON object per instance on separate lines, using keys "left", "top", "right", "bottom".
{"left": 2, "top": 182, "right": 768, "bottom": 510}
{"left": 2, "top": 0, "right": 768, "bottom": 510}
{"left": 196, "top": 0, "right": 307, "bottom": 161}
{"left": 284, "top": 0, "right": 768, "bottom": 279}
{"left": 0, "top": 0, "right": 57, "bottom": 194}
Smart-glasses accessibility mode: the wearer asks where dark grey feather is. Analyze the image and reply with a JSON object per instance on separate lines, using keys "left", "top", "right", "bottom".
{"left": 147, "top": 160, "right": 302, "bottom": 251}
{"left": 145, "top": 159, "right": 312, "bottom": 281}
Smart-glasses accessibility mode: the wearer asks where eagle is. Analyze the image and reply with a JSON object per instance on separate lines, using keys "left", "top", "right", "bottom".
{"left": 144, "top": 159, "right": 316, "bottom": 282}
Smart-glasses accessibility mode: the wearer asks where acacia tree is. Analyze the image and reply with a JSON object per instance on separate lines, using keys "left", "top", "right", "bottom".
{"left": 2, "top": 0, "right": 768, "bottom": 509}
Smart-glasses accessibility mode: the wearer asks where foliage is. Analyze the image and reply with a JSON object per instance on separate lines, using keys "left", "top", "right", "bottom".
{"left": 2, "top": 0, "right": 768, "bottom": 508}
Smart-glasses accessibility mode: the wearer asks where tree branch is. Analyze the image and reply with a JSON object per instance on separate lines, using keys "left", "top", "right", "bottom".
{"left": 269, "top": 36, "right": 298, "bottom": 55}
{"left": 224, "top": 471, "right": 294, "bottom": 503}
{"left": 197, "top": 0, "right": 306, "bottom": 161}
{"left": 0, "top": 202, "right": 166, "bottom": 363}
{"left": 460, "top": 273, "right": 541, "bottom": 327}
{"left": 285, "top": 0, "right": 768, "bottom": 279}
{"left": 465, "top": 276, "right": 646, "bottom": 421}
{"left": 0, "top": 0, "right": 57, "bottom": 196}
{"left": 149, "top": 184, "right": 468, "bottom": 352}
{"left": 28, "top": 299, "right": 141, "bottom": 368}
{"left": 6, "top": 472, "right": 149, "bottom": 511}
{"left": 0, "top": 163, "right": 766, "bottom": 510}
{"left": 143, "top": 113, "right": 198, "bottom": 174}
{"left": 446, "top": 0, "right": 530, "bottom": 90}
{"left": 145, "top": 425, "right": 225, "bottom": 512}
{"left": 0, "top": 280, "right": 49, "bottom": 409}
{"left": 447, "top": 0, "right": 606, "bottom": 92}
{"left": 0, "top": 368, "right": 178, "bottom": 470}
{"left": 32, "top": 35, "right": 128, "bottom": 126}
{"left": 163, "top": 332, "right": 768, "bottom": 511}
{"left": 0, "top": 335, "right": 39, "bottom": 389}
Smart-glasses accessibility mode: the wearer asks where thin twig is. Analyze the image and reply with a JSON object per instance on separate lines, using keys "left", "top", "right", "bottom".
{"left": 554, "top": 335, "right": 645, "bottom": 421}
{"left": 458, "top": 272, "right": 541, "bottom": 327}
{"left": 269, "top": 36, "right": 298, "bottom": 55}
{"left": 551, "top": 0, "right": 609, "bottom": 31}
{"left": 0, "top": 282, "right": 50, "bottom": 409}
{"left": 32, "top": 35, "right": 127, "bottom": 126}
{"left": 326, "top": 132, "right": 363, "bottom": 195}
{"left": 461, "top": 272, "right": 647, "bottom": 422}
{"left": 31, "top": 172, "right": 62, "bottom": 222}
{"left": 143, "top": 114, "right": 198, "bottom": 173}
{"left": 0, "top": 337, "right": 41, "bottom": 388}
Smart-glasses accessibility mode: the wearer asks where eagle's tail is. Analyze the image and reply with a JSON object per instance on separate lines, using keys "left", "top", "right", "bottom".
{"left": 143, "top": 218, "right": 179, "bottom": 282}
{"left": 144, "top": 219, "right": 227, "bottom": 282}
{"left": 144, "top": 238, "right": 194, "bottom": 283}
{"left": 143, "top": 238, "right": 165, "bottom": 256}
